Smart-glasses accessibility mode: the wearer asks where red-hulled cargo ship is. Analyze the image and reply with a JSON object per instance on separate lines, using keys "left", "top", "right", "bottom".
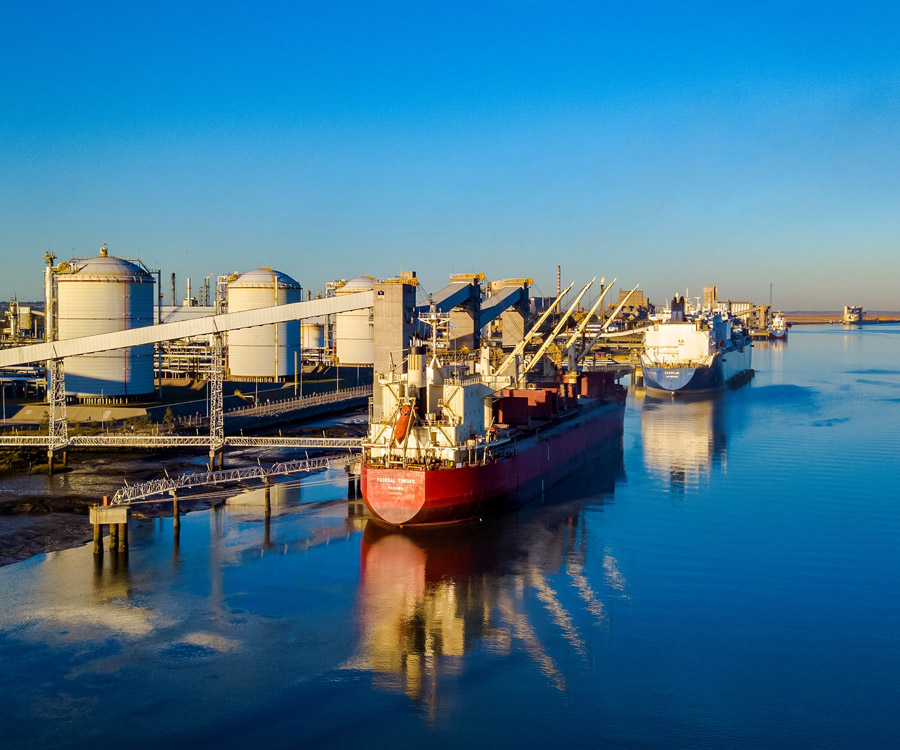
{"left": 361, "top": 341, "right": 626, "bottom": 526}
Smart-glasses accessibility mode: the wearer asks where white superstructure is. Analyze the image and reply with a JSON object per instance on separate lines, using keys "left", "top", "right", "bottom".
{"left": 226, "top": 268, "right": 301, "bottom": 380}
{"left": 770, "top": 311, "right": 788, "bottom": 339}
{"left": 55, "top": 245, "right": 155, "bottom": 399}
{"left": 643, "top": 300, "right": 739, "bottom": 369}
{"left": 364, "top": 342, "right": 509, "bottom": 466}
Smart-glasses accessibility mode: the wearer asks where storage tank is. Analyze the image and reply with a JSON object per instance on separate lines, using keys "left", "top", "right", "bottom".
{"left": 226, "top": 268, "right": 301, "bottom": 379}
{"left": 334, "top": 276, "right": 374, "bottom": 365}
{"left": 55, "top": 245, "right": 155, "bottom": 400}
{"left": 301, "top": 320, "right": 325, "bottom": 350}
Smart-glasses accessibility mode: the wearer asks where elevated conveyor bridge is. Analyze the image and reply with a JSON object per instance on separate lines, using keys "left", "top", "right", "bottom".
{"left": 0, "top": 293, "right": 374, "bottom": 469}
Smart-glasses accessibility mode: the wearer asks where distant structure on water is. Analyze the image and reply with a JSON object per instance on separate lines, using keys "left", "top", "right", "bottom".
{"left": 843, "top": 305, "right": 863, "bottom": 324}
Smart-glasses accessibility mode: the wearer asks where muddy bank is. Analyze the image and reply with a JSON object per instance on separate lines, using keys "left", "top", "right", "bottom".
{"left": 0, "top": 482, "right": 220, "bottom": 567}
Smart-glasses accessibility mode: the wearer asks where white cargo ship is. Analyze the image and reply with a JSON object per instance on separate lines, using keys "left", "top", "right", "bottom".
{"left": 641, "top": 296, "right": 752, "bottom": 395}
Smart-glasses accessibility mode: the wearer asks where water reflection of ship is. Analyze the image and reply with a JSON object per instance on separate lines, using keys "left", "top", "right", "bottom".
{"left": 640, "top": 393, "right": 726, "bottom": 490}
{"left": 349, "top": 437, "right": 626, "bottom": 711}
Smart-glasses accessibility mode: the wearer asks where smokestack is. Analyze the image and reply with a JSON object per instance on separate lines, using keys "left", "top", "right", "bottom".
{"left": 557, "top": 265, "right": 561, "bottom": 297}
{"left": 170, "top": 273, "right": 176, "bottom": 306}
{"left": 185, "top": 277, "right": 192, "bottom": 306}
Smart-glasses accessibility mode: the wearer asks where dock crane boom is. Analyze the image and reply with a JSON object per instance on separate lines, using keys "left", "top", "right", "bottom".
{"left": 495, "top": 281, "right": 575, "bottom": 376}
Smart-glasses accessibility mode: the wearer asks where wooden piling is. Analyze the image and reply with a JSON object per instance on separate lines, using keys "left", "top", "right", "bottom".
{"left": 109, "top": 523, "right": 118, "bottom": 551}
{"left": 117, "top": 522, "right": 127, "bottom": 552}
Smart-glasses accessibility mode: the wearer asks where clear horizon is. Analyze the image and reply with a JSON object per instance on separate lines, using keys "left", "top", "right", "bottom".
{"left": 2, "top": 1, "right": 898, "bottom": 310}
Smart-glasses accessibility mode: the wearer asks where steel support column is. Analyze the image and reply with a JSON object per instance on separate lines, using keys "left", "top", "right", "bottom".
{"left": 46, "top": 359, "right": 68, "bottom": 471}
{"left": 208, "top": 333, "right": 224, "bottom": 469}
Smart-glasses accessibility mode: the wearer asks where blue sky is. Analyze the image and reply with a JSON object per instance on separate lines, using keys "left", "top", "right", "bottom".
{"left": 2, "top": 1, "right": 898, "bottom": 309}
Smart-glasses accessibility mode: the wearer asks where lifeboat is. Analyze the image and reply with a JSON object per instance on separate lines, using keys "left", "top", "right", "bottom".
{"left": 394, "top": 405, "right": 413, "bottom": 442}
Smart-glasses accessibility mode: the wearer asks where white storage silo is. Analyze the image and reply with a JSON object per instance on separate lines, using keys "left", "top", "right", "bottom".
{"left": 55, "top": 245, "right": 156, "bottom": 400}
{"left": 334, "top": 276, "right": 374, "bottom": 365}
{"left": 301, "top": 319, "right": 326, "bottom": 350}
{"left": 226, "top": 268, "right": 301, "bottom": 380}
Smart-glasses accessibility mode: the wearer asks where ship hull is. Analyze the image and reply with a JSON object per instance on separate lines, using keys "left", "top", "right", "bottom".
{"left": 362, "top": 397, "right": 625, "bottom": 526}
{"left": 642, "top": 344, "right": 752, "bottom": 395}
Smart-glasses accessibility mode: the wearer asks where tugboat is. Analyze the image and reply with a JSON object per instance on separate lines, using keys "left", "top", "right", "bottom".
{"left": 361, "top": 303, "right": 627, "bottom": 526}
{"left": 641, "top": 295, "right": 753, "bottom": 396}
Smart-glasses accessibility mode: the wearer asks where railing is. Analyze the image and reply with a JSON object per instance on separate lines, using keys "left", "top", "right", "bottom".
{"left": 111, "top": 454, "right": 352, "bottom": 504}
{"left": 72, "top": 435, "right": 215, "bottom": 448}
{"left": 0, "top": 435, "right": 53, "bottom": 447}
{"left": 226, "top": 384, "right": 372, "bottom": 418}
{"left": 0, "top": 434, "right": 363, "bottom": 450}
{"left": 225, "top": 436, "right": 362, "bottom": 449}
{"left": 583, "top": 360, "right": 632, "bottom": 371}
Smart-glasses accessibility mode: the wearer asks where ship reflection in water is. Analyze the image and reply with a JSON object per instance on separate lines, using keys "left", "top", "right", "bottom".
{"left": 638, "top": 391, "right": 727, "bottom": 490}
{"left": 348, "top": 437, "right": 626, "bottom": 710}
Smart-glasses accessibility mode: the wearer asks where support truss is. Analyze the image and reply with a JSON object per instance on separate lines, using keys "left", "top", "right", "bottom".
{"left": 46, "top": 358, "right": 68, "bottom": 450}
{"left": 209, "top": 333, "right": 224, "bottom": 451}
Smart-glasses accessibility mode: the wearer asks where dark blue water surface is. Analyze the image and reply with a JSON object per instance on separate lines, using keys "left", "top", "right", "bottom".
{"left": 1, "top": 325, "right": 899, "bottom": 749}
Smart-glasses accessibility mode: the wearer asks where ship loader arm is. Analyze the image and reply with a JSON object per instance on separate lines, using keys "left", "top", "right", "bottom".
{"left": 495, "top": 282, "right": 575, "bottom": 376}
{"left": 519, "top": 278, "right": 595, "bottom": 382}
{"left": 576, "top": 284, "right": 639, "bottom": 365}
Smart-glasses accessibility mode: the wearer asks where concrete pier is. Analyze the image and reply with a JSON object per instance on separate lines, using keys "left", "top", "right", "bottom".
{"left": 90, "top": 500, "right": 129, "bottom": 556}
{"left": 172, "top": 493, "right": 180, "bottom": 530}
{"left": 93, "top": 522, "right": 102, "bottom": 555}
{"left": 208, "top": 449, "right": 225, "bottom": 471}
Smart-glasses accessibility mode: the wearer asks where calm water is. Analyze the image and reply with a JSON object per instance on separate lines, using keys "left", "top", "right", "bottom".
{"left": 1, "top": 325, "right": 899, "bottom": 749}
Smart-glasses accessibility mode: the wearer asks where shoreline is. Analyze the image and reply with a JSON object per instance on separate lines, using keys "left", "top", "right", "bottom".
{"left": 784, "top": 313, "right": 900, "bottom": 325}
{"left": 0, "top": 492, "right": 218, "bottom": 567}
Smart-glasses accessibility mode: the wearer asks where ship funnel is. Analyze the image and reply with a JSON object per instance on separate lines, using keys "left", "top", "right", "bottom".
{"left": 408, "top": 344, "right": 426, "bottom": 389}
